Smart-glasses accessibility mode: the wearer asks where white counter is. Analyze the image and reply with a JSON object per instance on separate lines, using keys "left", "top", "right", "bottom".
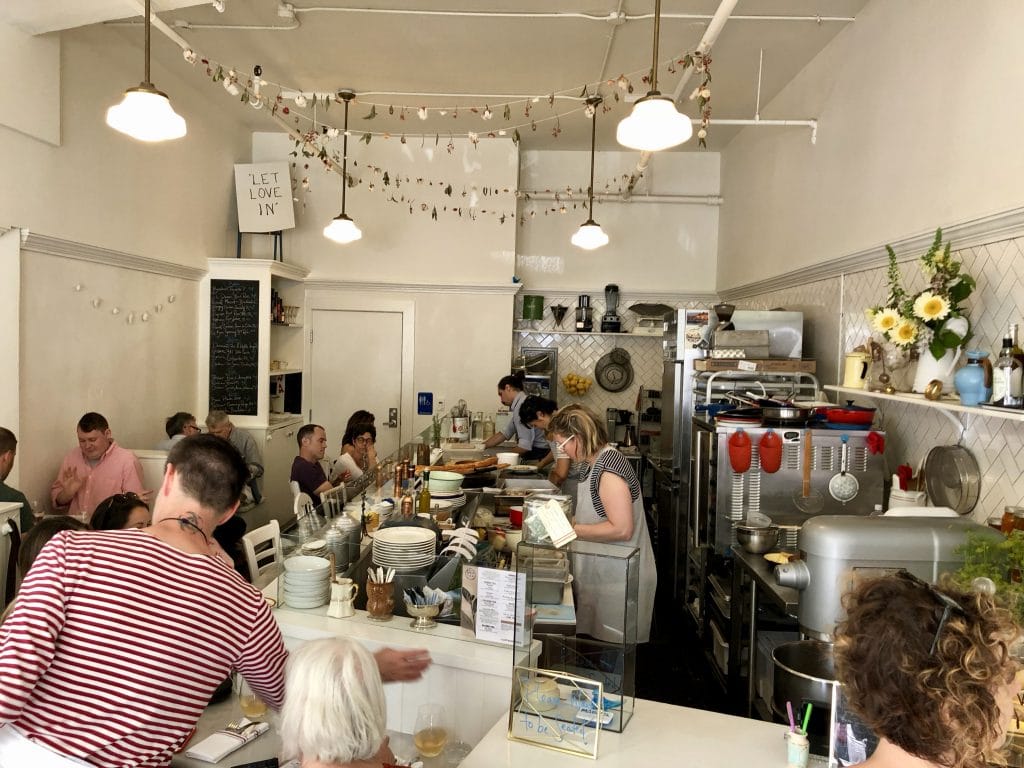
{"left": 266, "top": 579, "right": 521, "bottom": 745}
{"left": 461, "top": 699, "right": 815, "bottom": 768}
{"left": 173, "top": 698, "right": 815, "bottom": 768}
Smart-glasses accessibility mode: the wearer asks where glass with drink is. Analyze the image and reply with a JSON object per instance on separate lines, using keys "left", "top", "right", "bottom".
{"left": 413, "top": 703, "right": 449, "bottom": 758}
{"left": 236, "top": 674, "right": 268, "bottom": 719}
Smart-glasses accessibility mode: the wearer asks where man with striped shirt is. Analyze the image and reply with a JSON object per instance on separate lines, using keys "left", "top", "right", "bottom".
{"left": 0, "top": 435, "right": 428, "bottom": 767}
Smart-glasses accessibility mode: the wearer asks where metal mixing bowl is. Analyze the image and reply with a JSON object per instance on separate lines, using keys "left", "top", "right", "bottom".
{"left": 735, "top": 524, "right": 780, "bottom": 553}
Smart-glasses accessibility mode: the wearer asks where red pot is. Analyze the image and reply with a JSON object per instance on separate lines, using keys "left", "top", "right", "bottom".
{"left": 822, "top": 401, "right": 876, "bottom": 425}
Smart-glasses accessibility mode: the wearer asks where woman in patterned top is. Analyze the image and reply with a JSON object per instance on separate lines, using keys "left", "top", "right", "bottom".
{"left": 548, "top": 406, "right": 657, "bottom": 643}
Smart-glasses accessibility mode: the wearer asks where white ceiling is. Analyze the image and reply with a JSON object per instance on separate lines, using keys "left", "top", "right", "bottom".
{"left": 3, "top": 0, "right": 868, "bottom": 151}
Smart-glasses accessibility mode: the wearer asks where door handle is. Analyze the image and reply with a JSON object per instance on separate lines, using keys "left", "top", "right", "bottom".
{"left": 387, "top": 408, "right": 398, "bottom": 428}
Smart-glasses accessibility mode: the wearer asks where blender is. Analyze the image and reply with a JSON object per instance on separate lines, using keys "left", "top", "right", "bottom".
{"left": 575, "top": 294, "right": 593, "bottom": 332}
{"left": 601, "top": 284, "right": 622, "bottom": 333}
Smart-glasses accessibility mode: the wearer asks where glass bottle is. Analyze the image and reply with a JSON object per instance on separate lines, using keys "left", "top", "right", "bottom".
{"left": 482, "top": 414, "right": 495, "bottom": 440}
{"left": 418, "top": 471, "right": 431, "bottom": 516}
{"left": 471, "top": 411, "right": 484, "bottom": 441}
{"left": 993, "top": 334, "right": 1023, "bottom": 406}
{"left": 1012, "top": 323, "right": 1024, "bottom": 368}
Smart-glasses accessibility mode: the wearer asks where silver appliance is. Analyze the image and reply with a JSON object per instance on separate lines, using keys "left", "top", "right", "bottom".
{"left": 730, "top": 309, "right": 804, "bottom": 359}
{"left": 776, "top": 515, "right": 998, "bottom": 640}
{"left": 601, "top": 284, "right": 622, "bottom": 333}
{"left": 712, "top": 427, "right": 886, "bottom": 557}
{"left": 653, "top": 308, "right": 711, "bottom": 607}
{"left": 770, "top": 515, "right": 998, "bottom": 762}
{"left": 515, "top": 347, "right": 557, "bottom": 401}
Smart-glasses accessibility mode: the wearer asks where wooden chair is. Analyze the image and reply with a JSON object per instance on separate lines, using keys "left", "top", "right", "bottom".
{"left": 241, "top": 519, "right": 283, "bottom": 583}
{"left": 294, "top": 492, "right": 315, "bottom": 521}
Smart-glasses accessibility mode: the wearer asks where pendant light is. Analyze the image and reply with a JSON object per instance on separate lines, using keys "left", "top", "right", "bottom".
{"left": 616, "top": 0, "right": 692, "bottom": 151}
{"left": 105, "top": 0, "right": 187, "bottom": 142}
{"left": 323, "top": 91, "right": 363, "bottom": 244}
{"left": 571, "top": 96, "right": 609, "bottom": 251}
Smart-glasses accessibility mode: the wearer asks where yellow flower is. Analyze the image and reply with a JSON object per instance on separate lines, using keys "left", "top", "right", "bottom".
{"left": 891, "top": 319, "right": 919, "bottom": 346}
{"left": 871, "top": 308, "right": 901, "bottom": 334}
{"left": 913, "top": 291, "right": 950, "bottom": 322}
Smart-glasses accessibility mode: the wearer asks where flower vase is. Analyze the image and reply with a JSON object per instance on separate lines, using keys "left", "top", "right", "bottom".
{"left": 913, "top": 346, "right": 961, "bottom": 394}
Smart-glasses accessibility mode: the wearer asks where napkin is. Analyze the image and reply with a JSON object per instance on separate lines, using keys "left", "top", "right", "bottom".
{"left": 184, "top": 719, "right": 270, "bottom": 763}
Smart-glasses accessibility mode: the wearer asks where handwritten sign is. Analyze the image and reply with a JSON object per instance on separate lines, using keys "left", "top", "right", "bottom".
{"left": 209, "top": 279, "right": 259, "bottom": 415}
{"left": 507, "top": 667, "right": 603, "bottom": 759}
{"left": 234, "top": 162, "right": 295, "bottom": 233}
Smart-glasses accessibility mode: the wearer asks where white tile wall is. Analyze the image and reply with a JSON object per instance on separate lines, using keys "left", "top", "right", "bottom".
{"left": 512, "top": 294, "right": 703, "bottom": 420}
{"left": 738, "top": 235, "right": 1024, "bottom": 523}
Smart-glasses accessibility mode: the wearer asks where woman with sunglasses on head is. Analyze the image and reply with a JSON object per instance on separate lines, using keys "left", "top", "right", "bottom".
{"left": 834, "top": 571, "right": 1021, "bottom": 768}
{"left": 330, "top": 421, "right": 377, "bottom": 483}
{"left": 547, "top": 406, "right": 657, "bottom": 643}
{"left": 90, "top": 492, "right": 151, "bottom": 530}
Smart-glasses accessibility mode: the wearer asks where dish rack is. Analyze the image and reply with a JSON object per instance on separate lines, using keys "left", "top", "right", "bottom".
{"left": 694, "top": 371, "right": 821, "bottom": 413}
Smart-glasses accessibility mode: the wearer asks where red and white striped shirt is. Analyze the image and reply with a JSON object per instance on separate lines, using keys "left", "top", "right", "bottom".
{"left": 0, "top": 529, "right": 287, "bottom": 767}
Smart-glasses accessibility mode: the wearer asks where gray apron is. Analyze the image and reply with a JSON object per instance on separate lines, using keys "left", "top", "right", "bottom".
{"left": 572, "top": 447, "right": 657, "bottom": 643}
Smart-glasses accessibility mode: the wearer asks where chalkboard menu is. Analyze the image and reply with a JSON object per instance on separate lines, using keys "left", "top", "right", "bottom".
{"left": 209, "top": 279, "right": 260, "bottom": 415}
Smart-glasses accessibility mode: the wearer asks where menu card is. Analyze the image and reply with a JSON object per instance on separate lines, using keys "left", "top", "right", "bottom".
{"left": 460, "top": 565, "right": 525, "bottom": 645}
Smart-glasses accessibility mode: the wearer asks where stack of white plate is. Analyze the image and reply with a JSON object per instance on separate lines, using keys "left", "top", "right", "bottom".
{"left": 300, "top": 538, "right": 328, "bottom": 558}
{"left": 430, "top": 491, "right": 467, "bottom": 509}
{"left": 282, "top": 555, "right": 331, "bottom": 609}
{"left": 372, "top": 527, "right": 437, "bottom": 572}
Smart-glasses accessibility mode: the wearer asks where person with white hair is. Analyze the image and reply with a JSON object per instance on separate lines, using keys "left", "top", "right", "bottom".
{"left": 280, "top": 637, "right": 397, "bottom": 768}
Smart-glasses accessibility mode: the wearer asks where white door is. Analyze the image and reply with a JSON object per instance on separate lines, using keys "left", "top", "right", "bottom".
{"left": 309, "top": 309, "right": 405, "bottom": 459}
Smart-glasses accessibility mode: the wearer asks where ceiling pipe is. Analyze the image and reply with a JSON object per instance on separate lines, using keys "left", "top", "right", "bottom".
{"left": 625, "top": 0, "right": 739, "bottom": 196}
{"left": 518, "top": 191, "right": 722, "bottom": 206}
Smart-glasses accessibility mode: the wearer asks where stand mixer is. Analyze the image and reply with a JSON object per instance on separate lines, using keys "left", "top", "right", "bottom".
{"left": 601, "top": 284, "right": 622, "bottom": 333}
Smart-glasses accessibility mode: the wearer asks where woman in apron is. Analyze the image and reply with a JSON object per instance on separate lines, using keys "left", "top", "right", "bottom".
{"left": 548, "top": 406, "right": 656, "bottom": 644}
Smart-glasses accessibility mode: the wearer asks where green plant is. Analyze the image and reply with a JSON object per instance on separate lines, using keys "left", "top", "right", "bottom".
{"left": 952, "top": 531, "right": 1024, "bottom": 623}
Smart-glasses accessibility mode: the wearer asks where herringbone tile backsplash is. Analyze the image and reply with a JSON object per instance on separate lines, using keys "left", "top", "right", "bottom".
{"left": 512, "top": 295, "right": 701, "bottom": 440}
{"left": 738, "top": 235, "right": 1024, "bottom": 523}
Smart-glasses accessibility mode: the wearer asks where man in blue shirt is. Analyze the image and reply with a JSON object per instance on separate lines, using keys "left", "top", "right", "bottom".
{"left": 482, "top": 374, "right": 549, "bottom": 462}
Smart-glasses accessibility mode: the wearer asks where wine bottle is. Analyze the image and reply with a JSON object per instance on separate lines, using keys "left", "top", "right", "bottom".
{"left": 993, "top": 334, "right": 1022, "bottom": 406}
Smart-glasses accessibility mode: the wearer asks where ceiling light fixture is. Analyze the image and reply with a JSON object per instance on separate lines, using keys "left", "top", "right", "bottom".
{"left": 323, "top": 91, "right": 363, "bottom": 244}
{"left": 571, "top": 96, "right": 609, "bottom": 251}
{"left": 105, "top": 0, "right": 187, "bottom": 142}
{"left": 616, "top": 0, "right": 692, "bottom": 151}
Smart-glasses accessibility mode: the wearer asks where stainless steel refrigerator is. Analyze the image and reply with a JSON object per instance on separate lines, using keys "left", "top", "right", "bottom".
{"left": 651, "top": 309, "right": 711, "bottom": 609}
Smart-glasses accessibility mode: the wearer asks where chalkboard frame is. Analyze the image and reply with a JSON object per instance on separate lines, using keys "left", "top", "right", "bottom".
{"left": 209, "top": 278, "right": 260, "bottom": 416}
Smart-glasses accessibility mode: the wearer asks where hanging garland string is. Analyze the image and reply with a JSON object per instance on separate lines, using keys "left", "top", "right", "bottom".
{"left": 185, "top": 45, "right": 712, "bottom": 147}
{"left": 184, "top": 44, "right": 710, "bottom": 226}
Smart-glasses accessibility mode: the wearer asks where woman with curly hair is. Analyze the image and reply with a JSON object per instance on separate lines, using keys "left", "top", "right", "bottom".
{"left": 834, "top": 570, "right": 1021, "bottom": 768}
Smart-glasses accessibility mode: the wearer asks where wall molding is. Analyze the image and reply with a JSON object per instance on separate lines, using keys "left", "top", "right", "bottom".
{"left": 718, "top": 206, "right": 1024, "bottom": 301}
{"left": 304, "top": 278, "right": 521, "bottom": 295}
{"left": 11, "top": 229, "right": 206, "bottom": 281}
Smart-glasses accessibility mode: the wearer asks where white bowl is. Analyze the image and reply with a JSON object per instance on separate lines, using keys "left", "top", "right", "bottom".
{"left": 284, "top": 555, "right": 331, "bottom": 573}
{"left": 428, "top": 471, "right": 464, "bottom": 492}
{"left": 497, "top": 452, "right": 520, "bottom": 467}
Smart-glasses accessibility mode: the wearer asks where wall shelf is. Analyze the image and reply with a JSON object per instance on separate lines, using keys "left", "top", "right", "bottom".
{"left": 825, "top": 385, "right": 1024, "bottom": 430}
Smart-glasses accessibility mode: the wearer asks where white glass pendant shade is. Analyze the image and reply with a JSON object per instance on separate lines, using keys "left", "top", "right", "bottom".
{"left": 106, "top": 86, "right": 186, "bottom": 142}
{"left": 571, "top": 220, "right": 609, "bottom": 250}
{"left": 616, "top": 94, "right": 692, "bottom": 151}
{"left": 323, "top": 213, "right": 362, "bottom": 244}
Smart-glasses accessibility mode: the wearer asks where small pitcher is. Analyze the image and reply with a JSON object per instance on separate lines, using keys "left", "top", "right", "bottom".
{"left": 366, "top": 581, "right": 394, "bottom": 622}
{"left": 328, "top": 578, "right": 358, "bottom": 618}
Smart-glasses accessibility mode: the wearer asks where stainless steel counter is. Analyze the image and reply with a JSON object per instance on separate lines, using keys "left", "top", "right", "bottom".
{"left": 729, "top": 547, "right": 801, "bottom": 717}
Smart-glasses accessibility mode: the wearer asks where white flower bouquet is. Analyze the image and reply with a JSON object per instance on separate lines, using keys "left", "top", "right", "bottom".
{"left": 866, "top": 228, "right": 975, "bottom": 360}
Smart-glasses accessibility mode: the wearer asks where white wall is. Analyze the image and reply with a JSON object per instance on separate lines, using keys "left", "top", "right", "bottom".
{"left": 0, "top": 23, "right": 59, "bottom": 145}
{"left": 252, "top": 132, "right": 520, "bottom": 433}
{"left": 0, "top": 23, "right": 247, "bottom": 269}
{"left": 5, "top": 21, "right": 254, "bottom": 512}
{"left": 718, "top": 0, "right": 1024, "bottom": 289}
{"left": 517, "top": 150, "right": 721, "bottom": 292}
{"left": 252, "top": 132, "right": 517, "bottom": 283}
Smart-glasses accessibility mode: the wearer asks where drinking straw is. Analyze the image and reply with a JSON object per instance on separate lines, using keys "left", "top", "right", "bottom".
{"left": 801, "top": 703, "right": 813, "bottom": 734}
{"left": 786, "top": 701, "right": 796, "bottom": 732}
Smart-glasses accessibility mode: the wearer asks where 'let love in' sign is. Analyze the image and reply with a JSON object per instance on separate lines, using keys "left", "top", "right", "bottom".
{"left": 234, "top": 162, "right": 296, "bottom": 233}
